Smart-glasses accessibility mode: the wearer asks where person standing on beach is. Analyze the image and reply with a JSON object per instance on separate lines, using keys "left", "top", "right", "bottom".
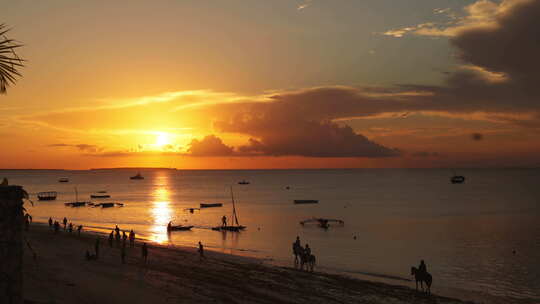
{"left": 68, "top": 223, "right": 73, "bottom": 233}
{"left": 108, "top": 231, "right": 114, "bottom": 247}
{"left": 129, "top": 230, "right": 135, "bottom": 248}
{"left": 48, "top": 217, "right": 53, "bottom": 228}
{"left": 122, "top": 230, "right": 127, "bottom": 246}
{"left": 142, "top": 243, "right": 148, "bottom": 263}
{"left": 198, "top": 241, "right": 205, "bottom": 260}
{"left": 294, "top": 236, "right": 301, "bottom": 248}
{"left": 77, "top": 225, "right": 82, "bottom": 236}
{"left": 305, "top": 244, "right": 311, "bottom": 256}
{"left": 63, "top": 217, "right": 68, "bottom": 230}
{"left": 54, "top": 221, "right": 60, "bottom": 233}
{"left": 24, "top": 217, "right": 30, "bottom": 231}
{"left": 95, "top": 237, "right": 100, "bottom": 259}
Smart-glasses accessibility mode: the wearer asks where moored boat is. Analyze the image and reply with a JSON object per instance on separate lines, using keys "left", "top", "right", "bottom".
{"left": 130, "top": 172, "right": 144, "bottom": 180}
{"left": 90, "top": 194, "right": 111, "bottom": 198}
{"left": 200, "top": 203, "right": 223, "bottom": 208}
{"left": 58, "top": 177, "right": 69, "bottom": 183}
{"left": 451, "top": 175, "right": 465, "bottom": 184}
{"left": 294, "top": 200, "right": 319, "bottom": 204}
{"left": 37, "top": 191, "right": 57, "bottom": 201}
{"left": 238, "top": 180, "right": 250, "bottom": 185}
{"left": 212, "top": 187, "right": 246, "bottom": 232}
{"left": 65, "top": 202, "right": 87, "bottom": 207}
{"left": 167, "top": 223, "right": 194, "bottom": 232}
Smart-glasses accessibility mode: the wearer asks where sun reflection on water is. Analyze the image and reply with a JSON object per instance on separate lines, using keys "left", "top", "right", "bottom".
{"left": 150, "top": 174, "right": 172, "bottom": 243}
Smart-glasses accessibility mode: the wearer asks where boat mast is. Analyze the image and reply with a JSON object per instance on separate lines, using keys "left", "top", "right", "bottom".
{"left": 74, "top": 187, "right": 78, "bottom": 202}
{"left": 230, "top": 186, "right": 239, "bottom": 226}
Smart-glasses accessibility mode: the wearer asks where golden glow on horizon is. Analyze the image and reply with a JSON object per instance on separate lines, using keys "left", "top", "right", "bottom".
{"left": 155, "top": 132, "right": 170, "bottom": 148}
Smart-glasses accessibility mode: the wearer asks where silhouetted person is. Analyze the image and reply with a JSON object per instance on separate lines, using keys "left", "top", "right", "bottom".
{"left": 222, "top": 215, "right": 227, "bottom": 227}
{"left": 63, "top": 217, "right": 68, "bottom": 230}
{"left": 305, "top": 244, "right": 311, "bottom": 256}
{"left": 54, "top": 221, "right": 60, "bottom": 233}
{"left": 25, "top": 213, "right": 32, "bottom": 223}
{"left": 122, "top": 230, "right": 127, "bottom": 241}
{"left": 167, "top": 221, "right": 172, "bottom": 232}
{"left": 294, "top": 236, "right": 301, "bottom": 248}
{"left": 121, "top": 243, "right": 127, "bottom": 264}
{"left": 48, "top": 217, "right": 53, "bottom": 228}
{"left": 108, "top": 231, "right": 114, "bottom": 247}
{"left": 419, "top": 260, "right": 427, "bottom": 275}
{"left": 24, "top": 217, "right": 30, "bottom": 231}
{"left": 115, "top": 225, "right": 120, "bottom": 240}
{"left": 68, "top": 223, "right": 73, "bottom": 233}
{"left": 129, "top": 230, "right": 135, "bottom": 248}
{"left": 198, "top": 241, "right": 205, "bottom": 260}
{"left": 142, "top": 243, "right": 148, "bottom": 263}
{"left": 95, "top": 237, "right": 100, "bottom": 259}
{"left": 77, "top": 225, "right": 82, "bottom": 236}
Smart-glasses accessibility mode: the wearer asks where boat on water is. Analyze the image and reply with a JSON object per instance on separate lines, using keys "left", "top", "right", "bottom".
{"left": 294, "top": 199, "right": 319, "bottom": 204}
{"left": 58, "top": 177, "right": 69, "bottom": 183}
{"left": 451, "top": 175, "right": 465, "bottom": 184}
{"left": 90, "top": 194, "right": 111, "bottom": 198}
{"left": 212, "top": 187, "right": 246, "bottom": 232}
{"left": 300, "top": 218, "right": 344, "bottom": 229}
{"left": 94, "top": 202, "right": 123, "bottom": 208}
{"left": 37, "top": 191, "right": 57, "bottom": 201}
{"left": 130, "top": 172, "right": 144, "bottom": 180}
{"left": 167, "top": 222, "right": 194, "bottom": 232}
{"left": 200, "top": 203, "right": 223, "bottom": 208}
{"left": 238, "top": 180, "right": 250, "bottom": 185}
{"left": 65, "top": 187, "right": 89, "bottom": 207}
{"left": 184, "top": 207, "right": 200, "bottom": 213}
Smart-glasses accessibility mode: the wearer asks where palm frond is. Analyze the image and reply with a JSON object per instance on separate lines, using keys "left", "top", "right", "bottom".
{"left": 0, "top": 23, "right": 24, "bottom": 94}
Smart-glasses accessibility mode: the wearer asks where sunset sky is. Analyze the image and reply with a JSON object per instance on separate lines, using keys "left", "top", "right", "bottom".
{"left": 1, "top": 0, "right": 539, "bottom": 169}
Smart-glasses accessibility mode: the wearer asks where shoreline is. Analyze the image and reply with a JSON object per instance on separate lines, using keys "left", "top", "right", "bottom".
{"left": 22, "top": 223, "right": 473, "bottom": 304}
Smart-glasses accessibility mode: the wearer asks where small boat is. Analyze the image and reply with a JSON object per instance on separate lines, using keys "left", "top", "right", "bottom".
{"left": 238, "top": 180, "right": 250, "bottom": 185}
{"left": 200, "top": 203, "right": 223, "bottom": 208}
{"left": 300, "top": 218, "right": 344, "bottom": 229}
{"left": 167, "top": 223, "right": 194, "bottom": 232}
{"left": 90, "top": 194, "right": 111, "bottom": 198}
{"left": 37, "top": 191, "right": 57, "bottom": 201}
{"left": 294, "top": 200, "right": 319, "bottom": 204}
{"left": 212, "top": 187, "right": 246, "bottom": 232}
{"left": 451, "top": 175, "right": 465, "bottom": 184}
{"left": 58, "top": 177, "right": 69, "bottom": 183}
{"left": 130, "top": 172, "right": 144, "bottom": 180}
{"left": 184, "top": 208, "right": 200, "bottom": 214}
{"left": 65, "top": 187, "right": 88, "bottom": 207}
{"left": 65, "top": 202, "right": 87, "bottom": 207}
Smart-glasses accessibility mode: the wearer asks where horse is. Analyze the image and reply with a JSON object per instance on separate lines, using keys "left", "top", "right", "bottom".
{"left": 301, "top": 252, "right": 316, "bottom": 272}
{"left": 411, "top": 266, "right": 432, "bottom": 294}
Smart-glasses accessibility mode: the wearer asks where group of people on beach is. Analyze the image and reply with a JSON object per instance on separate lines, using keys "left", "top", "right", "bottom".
{"left": 47, "top": 216, "right": 83, "bottom": 236}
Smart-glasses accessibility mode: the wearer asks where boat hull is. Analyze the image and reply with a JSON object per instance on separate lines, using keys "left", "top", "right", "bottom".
{"left": 212, "top": 225, "right": 246, "bottom": 232}
{"left": 294, "top": 200, "right": 319, "bottom": 204}
{"left": 200, "top": 203, "right": 223, "bottom": 208}
{"left": 168, "top": 225, "right": 194, "bottom": 231}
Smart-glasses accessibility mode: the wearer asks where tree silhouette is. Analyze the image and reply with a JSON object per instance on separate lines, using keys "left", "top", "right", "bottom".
{"left": 0, "top": 24, "right": 23, "bottom": 94}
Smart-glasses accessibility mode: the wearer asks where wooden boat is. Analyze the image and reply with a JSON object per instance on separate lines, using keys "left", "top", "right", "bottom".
{"left": 238, "top": 180, "right": 250, "bottom": 185}
{"left": 37, "top": 191, "right": 57, "bottom": 201}
{"left": 451, "top": 175, "right": 465, "bottom": 184}
{"left": 58, "top": 177, "right": 69, "bottom": 183}
{"left": 130, "top": 172, "right": 144, "bottom": 180}
{"left": 294, "top": 200, "right": 319, "bottom": 204}
{"left": 300, "top": 218, "right": 344, "bottom": 229}
{"left": 65, "top": 187, "right": 88, "bottom": 207}
{"left": 90, "top": 194, "right": 111, "bottom": 198}
{"left": 212, "top": 187, "right": 246, "bottom": 232}
{"left": 200, "top": 203, "right": 223, "bottom": 208}
{"left": 167, "top": 223, "right": 194, "bottom": 232}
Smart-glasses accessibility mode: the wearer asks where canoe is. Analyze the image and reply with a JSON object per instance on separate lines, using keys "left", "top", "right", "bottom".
{"left": 167, "top": 225, "right": 194, "bottom": 231}
{"left": 200, "top": 203, "right": 223, "bottom": 208}
{"left": 294, "top": 200, "right": 319, "bottom": 204}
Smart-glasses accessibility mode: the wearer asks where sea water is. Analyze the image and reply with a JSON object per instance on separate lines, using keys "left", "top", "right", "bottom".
{"left": 3, "top": 168, "right": 539, "bottom": 303}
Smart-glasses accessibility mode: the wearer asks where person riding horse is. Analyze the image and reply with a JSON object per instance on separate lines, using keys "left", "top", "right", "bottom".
{"left": 411, "top": 260, "right": 432, "bottom": 294}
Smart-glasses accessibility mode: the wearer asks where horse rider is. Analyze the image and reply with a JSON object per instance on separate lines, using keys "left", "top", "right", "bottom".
{"left": 294, "top": 236, "right": 301, "bottom": 248}
{"left": 305, "top": 244, "right": 311, "bottom": 256}
{"left": 419, "top": 260, "right": 427, "bottom": 275}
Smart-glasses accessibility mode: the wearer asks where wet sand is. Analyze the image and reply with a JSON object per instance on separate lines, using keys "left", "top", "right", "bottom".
{"left": 23, "top": 223, "right": 473, "bottom": 304}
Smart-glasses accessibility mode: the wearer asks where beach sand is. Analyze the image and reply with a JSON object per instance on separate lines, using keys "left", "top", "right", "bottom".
{"left": 22, "top": 223, "right": 472, "bottom": 304}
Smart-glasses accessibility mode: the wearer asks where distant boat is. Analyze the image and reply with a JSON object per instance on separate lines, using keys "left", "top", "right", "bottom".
{"left": 300, "top": 218, "right": 344, "bottom": 229}
{"left": 294, "top": 200, "right": 319, "bottom": 204}
{"left": 58, "top": 177, "right": 69, "bottom": 183}
{"left": 238, "top": 180, "right": 250, "bottom": 185}
{"left": 65, "top": 187, "right": 89, "bottom": 207}
{"left": 100, "top": 202, "right": 115, "bottom": 208}
{"left": 167, "top": 222, "right": 194, "bottom": 232}
{"left": 200, "top": 203, "right": 223, "bottom": 208}
{"left": 130, "top": 172, "right": 144, "bottom": 180}
{"left": 212, "top": 187, "right": 246, "bottom": 232}
{"left": 451, "top": 176, "right": 465, "bottom": 184}
{"left": 37, "top": 191, "right": 57, "bottom": 201}
{"left": 90, "top": 194, "right": 111, "bottom": 199}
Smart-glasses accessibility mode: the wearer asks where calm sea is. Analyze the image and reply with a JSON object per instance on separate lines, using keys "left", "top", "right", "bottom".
{"left": 3, "top": 169, "right": 539, "bottom": 303}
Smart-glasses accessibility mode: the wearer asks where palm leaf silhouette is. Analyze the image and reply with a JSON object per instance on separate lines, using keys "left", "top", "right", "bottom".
{"left": 0, "top": 23, "right": 24, "bottom": 94}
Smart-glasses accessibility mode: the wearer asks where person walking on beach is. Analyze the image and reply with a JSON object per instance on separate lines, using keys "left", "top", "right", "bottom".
{"left": 108, "top": 231, "right": 114, "bottom": 247}
{"left": 63, "top": 217, "right": 68, "bottom": 231}
{"left": 54, "top": 221, "right": 60, "bottom": 233}
{"left": 198, "top": 241, "right": 205, "bottom": 261}
{"left": 129, "top": 230, "right": 135, "bottom": 248}
{"left": 48, "top": 217, "right": 53, "bottom": 228}
{"left": 122, "top": 230, "right": 127, "bottom": 243}
{"left": 142, "top": 243, "right": 148, "bottom": 263}
{"left": 77, "top": 225, "right": 82, "bottom": 236}
{"left": 68, "top": 223, "right": 73, "bottom": 233}
{"left": 121, "top": 242, "right": 127, "bottom": 264}
{"left": 221, "top": 215, "right": 227, "bottom": 227}
{"left": 95, "top": 237, "right": 100, "bottom": 259}
{"left": 294, "top": 236, "right": 301, "bottom": 248}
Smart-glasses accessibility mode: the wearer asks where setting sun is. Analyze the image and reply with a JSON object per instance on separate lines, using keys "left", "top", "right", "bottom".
{"left": 155, "top": 132, "right": 170, "bottom": 147}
